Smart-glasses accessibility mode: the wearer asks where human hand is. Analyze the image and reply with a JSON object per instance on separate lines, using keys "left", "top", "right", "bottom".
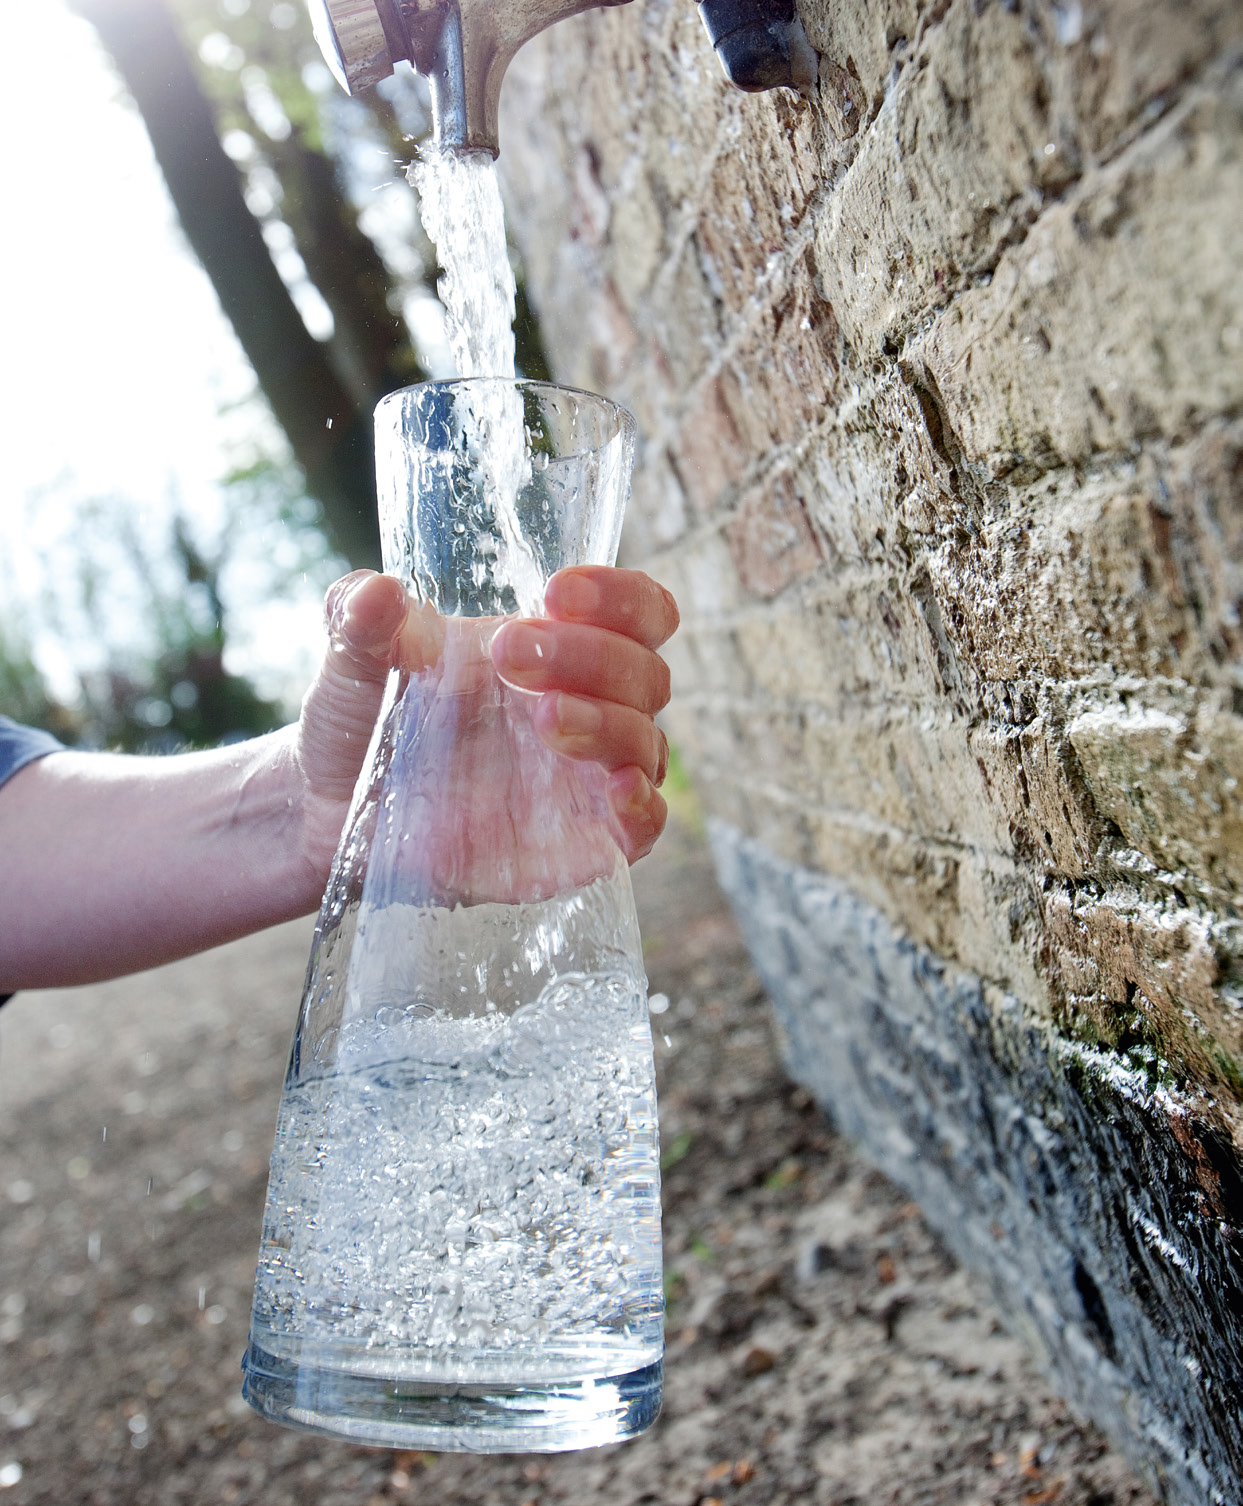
{"left": 293, "top": 566, "right": 678, "bottom": 885}
{"left": 491, "top": 565, "right": 679, "bottom": 864}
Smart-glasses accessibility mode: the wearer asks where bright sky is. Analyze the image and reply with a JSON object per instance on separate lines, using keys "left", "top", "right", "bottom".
{"left": 0, "top": 1, "right": 332, "bottom": 709}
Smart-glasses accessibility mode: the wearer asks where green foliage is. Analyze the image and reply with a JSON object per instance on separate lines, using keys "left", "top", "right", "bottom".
{"left": 688, "top": 1232, "right": 715, "bottom": 1263}
{"left": 664, "top": 742, "right": 694, "bottom": 795}
{"left": 660, "top": 1129, "right": 694, "bottom": 1170}
{"left": 0, "top": 622, "right": 75, "bottom": 743}
{"left": 169, "top": 0, "right": 334, "bottom": 150}
{"left": 662, "top": 1267, "right": 686, "bottom": 1308}
{"left": 661, "top": 742, "right": 706, "bottom": 835}
{"left": 2, "top": 446, "right": 341, "bottom": 753}
{"left": 74, "top": 504, "right": 285, "bottom": 753}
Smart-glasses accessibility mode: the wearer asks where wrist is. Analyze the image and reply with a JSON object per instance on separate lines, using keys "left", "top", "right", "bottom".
{"left": 243, "top": 726, "right": 337, "bottom": 918}
{"left": 276, "top": 726, "right": 357, "bottom": 911}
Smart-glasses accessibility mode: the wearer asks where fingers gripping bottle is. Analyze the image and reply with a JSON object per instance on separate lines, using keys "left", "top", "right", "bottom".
{"left": 242, "top": 380, "right": 663, "bottom": 1451}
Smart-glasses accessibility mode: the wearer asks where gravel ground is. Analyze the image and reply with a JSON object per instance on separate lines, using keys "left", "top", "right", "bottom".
{"left": 0, "top": 796, "right": 1158, "bottom": 1506}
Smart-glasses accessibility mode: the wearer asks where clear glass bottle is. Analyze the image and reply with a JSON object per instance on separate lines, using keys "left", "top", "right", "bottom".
{"left": 242, "top": 379, "right": 663, "bottom": 1451}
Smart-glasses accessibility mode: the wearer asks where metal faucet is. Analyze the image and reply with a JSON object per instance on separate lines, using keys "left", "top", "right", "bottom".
{"left": 308, "top": 0, "right": 631, "bottom": 156}
{"left": 307, "top": 0, "right": 817, "bottom": 157}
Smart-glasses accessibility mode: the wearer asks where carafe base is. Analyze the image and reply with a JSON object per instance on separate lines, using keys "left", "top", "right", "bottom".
{"left": 240, "top": 1341, "right": 662, "bottom": 1452}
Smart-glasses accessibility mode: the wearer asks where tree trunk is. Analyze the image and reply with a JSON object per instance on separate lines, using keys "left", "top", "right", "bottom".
{"left": 72, "top": 0, "right": 381, "bottom": 568}
{"left": 268, "top": 131, "right": 423, "bottom": 410}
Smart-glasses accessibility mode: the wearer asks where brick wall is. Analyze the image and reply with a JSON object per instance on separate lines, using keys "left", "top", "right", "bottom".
{"left": 498, "top": 3, "right": 1243, "bottom": 1497}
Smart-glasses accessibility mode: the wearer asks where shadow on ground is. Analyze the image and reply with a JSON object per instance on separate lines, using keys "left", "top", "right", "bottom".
{"left": 0, "top": 798, "right": 1156, "bottom": 1506}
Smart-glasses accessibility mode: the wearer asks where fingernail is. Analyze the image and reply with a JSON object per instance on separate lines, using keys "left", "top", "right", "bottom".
{"left": 616, "top": 768, "right": 653, "bottom": 817}
{"left": 339, "top": 575, "right": 372, "bottom": 628}
{"left": 326, "top": 570, "right": 372, "bottom": 633}
{"left": 552, "top": 571, "right": 600, "bottom": 618}
{"left": 554, "top": 694, "right": 604, "bottom": 737}
{"left": 497, "top": 623, "right": 555, "bottom": 672}
{"left": 655, "top": 729, "right": 670, "bottom": 786}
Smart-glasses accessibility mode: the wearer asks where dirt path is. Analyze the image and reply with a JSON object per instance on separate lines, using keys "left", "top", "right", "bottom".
{"left": 0, "top": 802, "right": 1156, "bottom": 1506}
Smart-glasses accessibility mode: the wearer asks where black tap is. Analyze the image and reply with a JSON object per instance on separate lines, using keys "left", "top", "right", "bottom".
{"left": 697, "top": 0, "right": 818, "bottom": 94}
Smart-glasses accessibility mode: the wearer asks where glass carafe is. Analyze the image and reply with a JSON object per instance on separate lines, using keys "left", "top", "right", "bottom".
{"left": 241, "top": 380, "right": 663, "bottom": 1452}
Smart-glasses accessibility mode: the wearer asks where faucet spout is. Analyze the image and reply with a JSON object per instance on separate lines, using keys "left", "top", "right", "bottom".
{"left": 423, "top": 3, "right": 469, "bottom": 151}
{"left": 308, "top": 0, "right": 633, "bottom": 157}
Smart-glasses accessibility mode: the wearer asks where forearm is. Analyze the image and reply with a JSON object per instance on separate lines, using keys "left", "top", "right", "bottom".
{"left": 0, "top": 729, "right": 325, "bottom": 990}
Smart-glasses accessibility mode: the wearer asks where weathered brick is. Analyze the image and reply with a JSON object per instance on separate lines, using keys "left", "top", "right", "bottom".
{"left": 499, "top": 0, "right": 1243, "bottom": 1486}
{"left": 690, "top": 100, "right": 822, "bottom": 316}
{"left": 799, "top": 0, "right": 924, "bottom": 114}
{"left": 802, "top": 809, "right": 1048, "bottom": 1000}
{"left": 1069, "top": 692, "right": 1243, "bottom": 898}
{"left": 623, "top": 444, "right": 688, "bottom": 555}
{"left": 969, "top": 714, "right": 1106, "bottom": 879}
{"left": 648, "top": 523, "right": 750, "bottom": 622}
{"left": 796, "top": 373, "right": 957, "bottom": 563}
{"left": 805, "top": 813, "right": 969, "bottom": 958}
{"left": 726, "top": 471, "right": 825, "bottom": 598}
{"left": 1042, "top": 885, "right": 1242, "bottom": 1092}
{"left": 812, "top": 0, "right": 1075, "bottom": 358}
{"left": 693, "top": 131, "right": 786, "bottom": 316}
{"left": 795, "top": 705, "right": 1006, "bottom": 850}
{"left": 1024, "top": 0, "right": 1243, "bottom": 158}
{"left": 1164, "top": 420, "right": 1243, "bottom": 672}
{"left": 638, "top": 14, "right": 740, "bottom": 207}
{"left": 608, "top": 169, "right": 666, "bottom": 308}
{"left": 912, "top": 428, "right": 1243, "bottom": 690}
{"left": 718, "top": 262, "right": 844, "bottom": 451}
{"left": 643, "top": 235, "right": 730, "bottom": 390}
{"left": 917, "top": 80, "right": 1243, "bottom": 471}
{"left": 726, "top": 576, "right": 948, "bottom": 707}
{"left": 817, "top": 59, "right": 868, "bottom": 143}
{"left": 669, "top": 371, "right": 750, "bottom": 514}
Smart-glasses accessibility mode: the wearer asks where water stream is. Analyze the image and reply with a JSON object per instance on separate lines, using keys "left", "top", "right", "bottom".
{"left": 408, "top": 147, "right": 517, "bottom": 380}
{"left": 407, "top": 147, "right": 543, "bottom": 612}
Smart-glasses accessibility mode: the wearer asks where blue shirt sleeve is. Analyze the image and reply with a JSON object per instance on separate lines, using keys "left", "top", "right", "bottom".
{"left": 0, "top": 717, "right": 64, "bottom": 1007}
{"left": 0, "top": 715, "right": 64, "bottom": 790}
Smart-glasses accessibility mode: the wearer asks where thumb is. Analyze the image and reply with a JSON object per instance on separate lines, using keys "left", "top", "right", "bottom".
{"left": 297, "top": 573, "right": 408, "bottom": 804}
{"left": 323, "top": 571, "right": 408, "bottom": 682}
